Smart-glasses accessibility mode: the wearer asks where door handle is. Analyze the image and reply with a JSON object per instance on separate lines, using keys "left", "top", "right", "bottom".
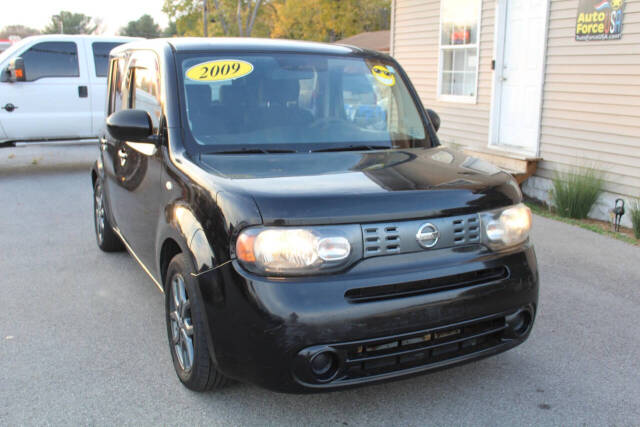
{"left": 78, "top": 86, "right": 88, "bottom": 98}
{"left": 2, "top": 103, "right": 17, "bottom": 112}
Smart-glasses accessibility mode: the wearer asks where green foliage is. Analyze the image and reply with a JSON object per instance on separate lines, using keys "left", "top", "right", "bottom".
{"left": 162, "top": 0, "right": 390, "bottom": 41}
{"left": 43, "top": 11, "right": 97, "bottom": 35}
{"left": 630, "top": 200, "right": 640, "bottom": 239}
{"left": 163, "top": 0, "right": 273, "bottom": 37}
{"left": 121, "top": 14, "right": 162, "bottom": 38}
{"left": 551, "top": 166, "right": 604, "bottom": 219}
{"left": 271, "top": 0, "right": 391, "bottom": 42}
{"left": 0, "top": 25, "right": 40, "bottom": 39}
{"left": 163, "top": 21, "right": 179, "bottom": 37}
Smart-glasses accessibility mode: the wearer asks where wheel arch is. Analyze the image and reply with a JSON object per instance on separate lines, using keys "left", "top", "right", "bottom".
{"left": 156, "top": 203, "right": 220, "bottom": 288}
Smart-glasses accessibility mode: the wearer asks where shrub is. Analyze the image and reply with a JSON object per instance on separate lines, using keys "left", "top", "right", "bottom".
{"left": 551, "top": 166, "right": 604, "bottom": 219}
{"left": 630, "top": 200, "right": 640, "bottom": 239}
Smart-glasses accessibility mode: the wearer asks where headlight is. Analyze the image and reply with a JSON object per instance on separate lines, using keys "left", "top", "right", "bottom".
{"left": 480, "top": 203, "right": 532, "bottom": 249}
{"left": 235, "top": 226, "right": 361, "bottom": 276}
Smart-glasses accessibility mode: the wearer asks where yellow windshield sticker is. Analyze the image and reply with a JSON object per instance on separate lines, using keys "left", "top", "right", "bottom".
{"left": 186, "top": 59, "right": 254, "bottom": 82}
{"left": 371, "top": 65, "right": 395, "bottom": 87}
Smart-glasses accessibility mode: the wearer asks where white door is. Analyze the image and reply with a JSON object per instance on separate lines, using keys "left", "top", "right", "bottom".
{"left": 494, "top": 0, "right": 548, "bottom": 154}
{"left": 0, "top": 40, "right": 92, "bottom": 141}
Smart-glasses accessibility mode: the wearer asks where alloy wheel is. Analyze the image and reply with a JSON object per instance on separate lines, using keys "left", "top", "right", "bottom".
{"left": 169, "top": 273, "right": 195, "bottom": 373}
{"left": 94, "top": 182, "right": 105, "bottom": 244}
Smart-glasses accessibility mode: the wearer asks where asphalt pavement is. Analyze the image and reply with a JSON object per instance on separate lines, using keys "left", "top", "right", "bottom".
{"left": 1, "top": 143, "right": 639, "bottom": 426}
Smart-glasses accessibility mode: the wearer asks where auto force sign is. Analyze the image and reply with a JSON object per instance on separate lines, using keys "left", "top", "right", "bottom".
{"left": 576, "top": 0, "right": 625, "bottom": 41}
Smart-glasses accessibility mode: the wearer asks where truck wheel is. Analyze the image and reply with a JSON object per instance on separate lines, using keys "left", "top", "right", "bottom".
{"left": 93, "top": 179, "right": 124, "bottom": 252}
{"left": 165, "top": 253, "right": 228, "bottom": 392}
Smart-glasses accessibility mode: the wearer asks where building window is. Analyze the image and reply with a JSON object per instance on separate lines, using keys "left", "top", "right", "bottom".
{"left": 438, "top": 0, "right": 481, "bottom": 102}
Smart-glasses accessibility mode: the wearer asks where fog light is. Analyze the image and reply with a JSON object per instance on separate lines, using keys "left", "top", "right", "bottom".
{"left": 310, "top": 351, "right": 337, "bottom": 378}
{"left": 505, "top": 309, "right": 532, "bottom": 338}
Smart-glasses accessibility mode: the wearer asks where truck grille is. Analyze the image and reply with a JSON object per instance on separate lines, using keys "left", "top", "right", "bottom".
{"left": 344, "top": 267, "right": 509, "bottom": 303}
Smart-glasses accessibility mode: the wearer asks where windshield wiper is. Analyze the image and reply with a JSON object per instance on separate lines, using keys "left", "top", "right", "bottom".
{"left": 204, "top": 148, "right": 297, "bottom": 155}
{"left": 312, "top": 145, "right": 391, "bottom": 153}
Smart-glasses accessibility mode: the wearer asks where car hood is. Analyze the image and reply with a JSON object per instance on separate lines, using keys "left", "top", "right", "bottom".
{"left": 198, "top": 147, "right": 521, "bottom": 225}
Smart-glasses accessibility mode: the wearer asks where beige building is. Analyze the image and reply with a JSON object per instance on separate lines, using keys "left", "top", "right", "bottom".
{"left": 390, "top": 0, "right": 639, "bottom": 227}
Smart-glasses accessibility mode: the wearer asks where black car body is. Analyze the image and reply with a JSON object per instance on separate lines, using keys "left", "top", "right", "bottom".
{"left": 91, "top": 38, "right": 538, "bottom": 393}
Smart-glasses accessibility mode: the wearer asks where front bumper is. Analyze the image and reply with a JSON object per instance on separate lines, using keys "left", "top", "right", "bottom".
{"left": 197, "top": 243, "right": 539, "bottom": 393}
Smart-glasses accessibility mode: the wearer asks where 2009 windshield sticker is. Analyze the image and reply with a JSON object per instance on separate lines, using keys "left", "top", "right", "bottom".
{"left": 186, "top": 59, "right": 254, "bottom": 82}
{"left": 371, "top": 65, "right": 396, "bottom": 86}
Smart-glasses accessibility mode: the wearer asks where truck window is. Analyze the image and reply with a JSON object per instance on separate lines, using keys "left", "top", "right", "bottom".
{"left": 20, "top": 41, "right": 79, "bottom": 81}
{"left": 131, "top": 51, "right": 162, "bottom": 132}
{"left": 92, "top": 42, "right": 123, "bottom": 77}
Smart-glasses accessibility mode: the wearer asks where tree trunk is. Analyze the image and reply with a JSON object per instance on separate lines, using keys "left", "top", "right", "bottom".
{"left": 245, "top": 0, "right": 263, "bottom": 36}
{"left": 211, "top": 0, "right": 230, "bottom": 35}
{"left": 237, "top": 0, "right": 244, "bottom": 36}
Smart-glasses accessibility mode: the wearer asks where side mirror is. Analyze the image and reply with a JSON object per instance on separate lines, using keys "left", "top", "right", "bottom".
{"left": 6, "top": 57, "right": 26, "bottom": 82}
{"left": 106, "top": 109, "right": 153, "bottom": 141}
{"left": 426, "top": 109, "right": 441, "bottom": 133}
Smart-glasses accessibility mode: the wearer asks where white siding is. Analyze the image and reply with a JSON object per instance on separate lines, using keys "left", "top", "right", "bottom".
{"left": 538, "top": 0, "right": 640, "bottom": 198}
{"left": 392, "top": 0, "right": 640, "bottom": 202}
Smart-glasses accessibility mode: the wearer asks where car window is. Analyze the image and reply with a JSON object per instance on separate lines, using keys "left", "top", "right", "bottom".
{"left": 131, "top": 51, "right": 162, "bottom": 132}
{"left": 92, "top": 42, "right": 123, "bottom": 77}
{"left": 21, "top": 41, "right": 79, "bottom": 81}
{"left": 179, "top": 53, "right": 428, "bottom": 153}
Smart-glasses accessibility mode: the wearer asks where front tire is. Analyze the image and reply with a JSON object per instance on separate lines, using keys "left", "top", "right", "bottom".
{"left": 93, "top": 178, "right": 124, "bottom": 252}
{"left": 165, "top": 253, "right": 227, "bottom": 392}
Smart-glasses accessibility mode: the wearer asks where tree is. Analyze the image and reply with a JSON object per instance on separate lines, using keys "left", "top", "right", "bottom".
{"left": 43, "top": 11, "right": 98, "bottom": 35}
{"left": 163, "top": 21, "right": 179, "bottom": 37}
{"left": 120, "top": 14, "right": 163, "bottom": 38}
{"left": 0, "top": 25, "right": 40, "bottom": 39}
{"left": 271, "top": 0, "right": 391, "bottom": 42}
{"left": 163, "top": 0, "right": 273, "bottom": 37}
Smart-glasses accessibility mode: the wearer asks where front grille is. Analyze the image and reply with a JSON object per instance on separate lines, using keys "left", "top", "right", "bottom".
{"left": 452, "top": 215, "right": 481, "bottom": 245}
{"left": 363, "top": 224, "right": 401, "bottom": 256}
{"left": 360, "top": 213, "right": 481, "bottom": 258}
{"left": 338, "top": 316, "right": 506, "bottom": 381}
{"left": 344, "top": 266, "right": 509, "bottom": 303}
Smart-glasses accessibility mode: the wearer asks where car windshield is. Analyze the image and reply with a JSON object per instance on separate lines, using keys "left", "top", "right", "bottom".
{"left": 178, "top": 53, "right": 430, "bottom": 153}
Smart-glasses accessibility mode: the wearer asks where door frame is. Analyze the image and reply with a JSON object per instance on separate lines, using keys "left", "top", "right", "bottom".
{"left": 488, "top": 0, "right": 551, "bottom": 157}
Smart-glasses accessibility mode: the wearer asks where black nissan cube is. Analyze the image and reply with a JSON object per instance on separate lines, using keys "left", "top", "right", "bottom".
{"left": 91, "top": 38, "right": 538, "bottom": 393}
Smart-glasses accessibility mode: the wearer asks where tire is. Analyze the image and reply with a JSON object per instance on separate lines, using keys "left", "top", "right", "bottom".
{"left": 165, "top": 253, "right": 227, "bottom": 392}
{"left": 93, "top": 178, "right": 124, "bottom": 252}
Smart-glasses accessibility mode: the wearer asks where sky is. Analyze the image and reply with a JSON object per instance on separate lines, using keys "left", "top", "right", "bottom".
{"left": 1, "top": 0, "right": 169, "bottom": 35}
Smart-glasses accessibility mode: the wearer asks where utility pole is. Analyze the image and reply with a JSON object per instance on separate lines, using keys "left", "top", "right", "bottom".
{"left": 203, "top": 0, "right": 208, "bottom": 37}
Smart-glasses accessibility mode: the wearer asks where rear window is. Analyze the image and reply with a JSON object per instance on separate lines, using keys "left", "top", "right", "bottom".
{"left": 92, "top": 42, "right": 123, "bottom": 77}
{"left": 21, "top": 41, "right": 79, "bottom": 81}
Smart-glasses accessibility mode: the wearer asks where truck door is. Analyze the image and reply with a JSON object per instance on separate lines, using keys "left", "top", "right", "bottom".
{"left": 0, "top": 39, "right": 92, "bottom": 141}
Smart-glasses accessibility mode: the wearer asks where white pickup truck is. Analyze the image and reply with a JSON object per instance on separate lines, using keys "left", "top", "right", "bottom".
{"left": 0, "top": 35, "right": 137, "bottom": 146}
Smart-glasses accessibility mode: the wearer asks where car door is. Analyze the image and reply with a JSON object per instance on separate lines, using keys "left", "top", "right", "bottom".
{"left": 0, "top": 39, "right": 92, "bottom": 141}
{"left": 103, "top": 50, "right": 164, "bottom": 270}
